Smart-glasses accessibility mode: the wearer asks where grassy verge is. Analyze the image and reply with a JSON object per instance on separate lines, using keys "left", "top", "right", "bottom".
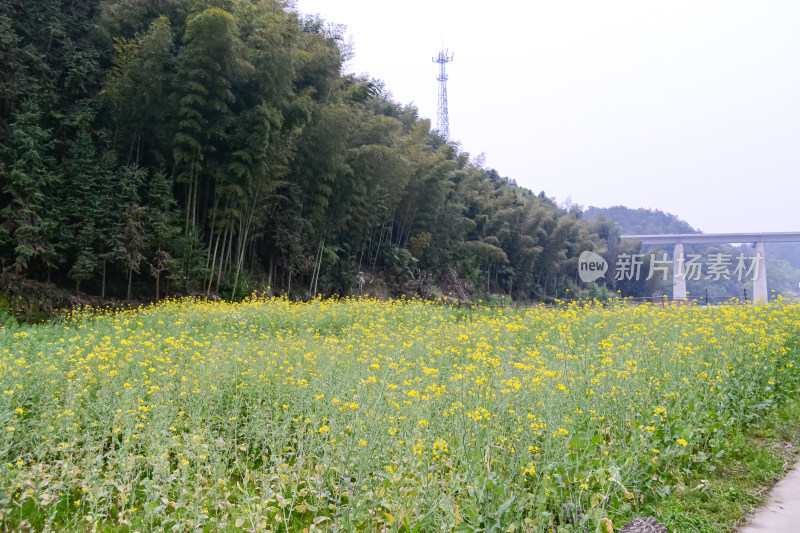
{"left": 649, "top": 362, "right": 800, "bottom": 532}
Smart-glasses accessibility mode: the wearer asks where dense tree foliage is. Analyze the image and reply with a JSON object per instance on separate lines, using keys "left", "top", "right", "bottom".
{"left": 0, "top": 0, "right": 663, "bottom": 302}
{"left": 583, "top": 206, "right": 697, "bottom": 236}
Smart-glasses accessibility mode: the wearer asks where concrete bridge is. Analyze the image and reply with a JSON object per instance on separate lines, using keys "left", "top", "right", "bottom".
{"left": 621, "top": 232, "right": 800, "bottom": 303}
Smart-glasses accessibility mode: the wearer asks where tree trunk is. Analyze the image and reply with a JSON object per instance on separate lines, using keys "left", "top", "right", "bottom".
{"left": 401, "top": 208, "right": 418, "bottom": 248}
{"left": 206, "top": 230, "right": 222, "bottom": 297}
{"left": 310, "top": 237, "right": 325, "bottom": 298}
{"left": 365, "top": 230, "right": 374, "bottom": 271}
{"left": 358, "top": 241, "right": 366, "bottom": 273}
{"left": 372, "top": 219, "right": 388, "bottom": 271}
{"left": 204, "top": 196, "right": 220, "bottom": 286}
{"left": 232, "top": 193, "right": 259, "bottom": 299}
{"left": 215, "top": 229, "right": 228, "bottom": 295}
{"left": 223, "top": 224, "right": 233, "bottom": 276}
{"left": 191, "top": 168, "right": 199, "bottom": 232}
{"left": 101, "top": 260, "right": 107, "bottom": 301}
{"left": 127, "top": 265, "right": 133, "bottom": 300}
{"left": 184, "top": 160, "right": 194, "bottom": 235}
{"left": 308, "top": 240, "right": 323, "bottom": 298}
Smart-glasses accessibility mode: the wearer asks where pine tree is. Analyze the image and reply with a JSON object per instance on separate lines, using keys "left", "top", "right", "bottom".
{"left": 0, "top": 100, "right": 62, "bottom": 275}
{"left": 115, "top": 164, "right": 147, "bottom": 299}
{"left": 65, "top": 131, "right": 105, "bottom": 293}
{"left": 145, "top": 170, "right": 180, "bottom": 300}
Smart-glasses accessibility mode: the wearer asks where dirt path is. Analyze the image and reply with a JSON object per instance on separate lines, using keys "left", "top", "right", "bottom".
{"left": 736, "top": 461, "right": 800, "bottom": 532}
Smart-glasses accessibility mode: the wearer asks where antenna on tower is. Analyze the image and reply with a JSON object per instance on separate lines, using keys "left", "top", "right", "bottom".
{"left": 432, "top": 49, "right": 454, "bottom": 140}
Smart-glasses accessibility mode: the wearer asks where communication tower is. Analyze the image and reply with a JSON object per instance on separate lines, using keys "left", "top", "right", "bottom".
{"left": 432, "top": 49, "right": 454, "bottom": 140}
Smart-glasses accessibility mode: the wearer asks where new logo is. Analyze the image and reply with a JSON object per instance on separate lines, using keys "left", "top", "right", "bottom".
{"left": 579, "top": 251, "right": 608, "bottom": 282}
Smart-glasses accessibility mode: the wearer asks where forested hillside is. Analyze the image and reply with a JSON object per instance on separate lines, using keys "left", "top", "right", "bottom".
{"left": 583, "top": 206, "right": 697, "bottom": 236}
{"left": 0, "top": 0, "right": 635, "bottom": 306}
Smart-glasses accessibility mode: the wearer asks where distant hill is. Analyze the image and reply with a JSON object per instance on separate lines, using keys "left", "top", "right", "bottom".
{"left": 583, "top": 206, "right": 697, "bottom": 235}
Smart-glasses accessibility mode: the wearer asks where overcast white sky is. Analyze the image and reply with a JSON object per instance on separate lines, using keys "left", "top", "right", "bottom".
{"left": 295, "top": 1, "right": 800, "bottom": 234}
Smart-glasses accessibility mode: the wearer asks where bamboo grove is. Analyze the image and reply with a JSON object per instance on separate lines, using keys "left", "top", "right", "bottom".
{"left": 0, "top": 0, "right": 640, "bottom": 302}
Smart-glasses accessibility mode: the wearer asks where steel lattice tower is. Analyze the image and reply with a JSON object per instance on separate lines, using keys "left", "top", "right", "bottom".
{"left": 433, "top": 49, "right": 453, "bottom": 140}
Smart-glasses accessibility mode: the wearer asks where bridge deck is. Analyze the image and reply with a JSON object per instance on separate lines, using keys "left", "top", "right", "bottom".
{"left": 621, "top": 232, "right": 800, "bottom": 245}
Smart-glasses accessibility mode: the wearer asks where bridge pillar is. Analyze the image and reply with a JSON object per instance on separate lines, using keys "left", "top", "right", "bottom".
{"left": 673, "top": 243, "right": 687, "bottom": 299}
{"left": 753, "top": 241, "right": 768, "bottom": 304}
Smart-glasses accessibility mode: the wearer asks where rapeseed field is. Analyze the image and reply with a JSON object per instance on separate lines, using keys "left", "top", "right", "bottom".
{"left": 1, "top": 297, "right": 799, "bottom": 532}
